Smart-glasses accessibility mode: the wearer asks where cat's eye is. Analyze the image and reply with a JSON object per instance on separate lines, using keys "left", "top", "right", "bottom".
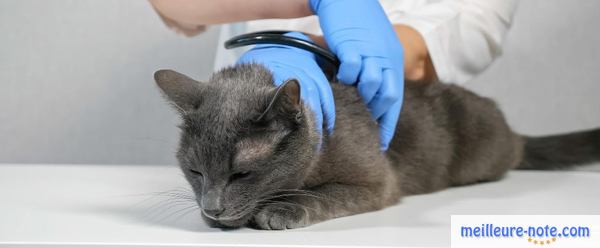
{"left": 230, "top": 171, "right": 251, "bottom": 181}
{"left": 189, "top": 168, "right": 203, "bottom": 177}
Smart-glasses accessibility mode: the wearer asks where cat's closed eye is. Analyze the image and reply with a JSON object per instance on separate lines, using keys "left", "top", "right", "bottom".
{"left": 189, "top": 168, "right": 203, "bottom": 177}
{"left": 230, "top": 171, "right": 251, "bottom": 181}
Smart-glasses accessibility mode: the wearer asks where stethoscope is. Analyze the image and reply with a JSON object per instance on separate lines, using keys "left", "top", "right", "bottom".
{"left": 224, "top": 30, "right": 340, "bottom": 122}
{"left": 224, "top": 30, "right": 340, "bottom": 78}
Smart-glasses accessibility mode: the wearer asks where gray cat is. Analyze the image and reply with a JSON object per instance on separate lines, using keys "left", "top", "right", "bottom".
{"left": 154, "top": 64, "right": 600, "bottom": 230}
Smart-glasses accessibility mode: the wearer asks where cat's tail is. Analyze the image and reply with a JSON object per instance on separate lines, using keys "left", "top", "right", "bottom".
{"left": 517, "top": 128, "right": 600, "bottom": 170}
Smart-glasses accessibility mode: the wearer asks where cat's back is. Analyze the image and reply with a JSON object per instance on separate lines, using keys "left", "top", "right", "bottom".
{"left": 329, "top": 82, "right": 380, "bottom": 150}
{"left": 388, "top": 81, "right": 523, "bottom": 193}
{"left": 307, "top": 82, "right": 391, "bottom": 189}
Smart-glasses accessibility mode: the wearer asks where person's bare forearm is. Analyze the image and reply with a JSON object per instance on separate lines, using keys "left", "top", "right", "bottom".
{"left": 150, "top": 1, "right": 437, "bottom": 81}
{"left": 149, "top": 0, "right": 312, "bottom": 25}
{"left": 394, "top": 24, "right": 437, "bottom": 82}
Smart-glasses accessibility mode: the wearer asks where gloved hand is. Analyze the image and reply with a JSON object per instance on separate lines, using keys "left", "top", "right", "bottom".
{"left": 310, "top": 0, "right": 404, "bottom": 151}
{"left": 237, "top": 32, "right": 335, "bottom": 142}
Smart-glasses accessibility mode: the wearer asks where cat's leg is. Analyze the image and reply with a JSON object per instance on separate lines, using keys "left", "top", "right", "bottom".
{"left": 252, "top": 182, "right": 397, "bottom": 230}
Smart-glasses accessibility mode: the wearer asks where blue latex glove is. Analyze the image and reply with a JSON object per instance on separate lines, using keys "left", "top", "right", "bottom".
{"left": 237, "top": 32, "right": 335, "bottom": 142}
{"left": 310, "top": 0, "right": 404, "bottom": 151}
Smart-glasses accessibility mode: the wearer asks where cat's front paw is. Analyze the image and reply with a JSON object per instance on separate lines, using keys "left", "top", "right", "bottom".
{"left": 252, "top": 203, "right": 310, "bottom": 230}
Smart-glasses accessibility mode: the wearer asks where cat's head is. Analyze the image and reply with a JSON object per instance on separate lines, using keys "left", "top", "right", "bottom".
{"left": 154, "top": 64, "right": 320, "bottom": 227}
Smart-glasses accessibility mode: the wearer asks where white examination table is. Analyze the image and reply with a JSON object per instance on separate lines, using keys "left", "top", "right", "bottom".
{"left": 1, "top": 164, "right": 599, "bottom": 248}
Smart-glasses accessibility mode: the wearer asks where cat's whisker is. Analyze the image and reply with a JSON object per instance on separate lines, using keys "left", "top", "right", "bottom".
{"left": 155, "top": 192, "right": 195, "bottom": 200}
{"left": 120, "top": 190, "right": 191, "bottom": 202}
{"left": 254, "top": 203, "right": 290, "bottom": 213}
{"left": 150, "top": 188, "right": 195, "bottom": 198}
{"left": 172, "top": 206, "right": 201, "bottom": 223}
{"left": 156, "top": 204, "right": 200, "bottom": 223}
{"left": 138, "top": 193, "right": 195, "bottom": 211}
{"left": 258, "top": 199, "right": 318, "bottom": 212}
{"left": 142, "top": 200, "right": 198, "bottom": 221}
{"left": 132, "top": 188, "right": 198, "bottom": 222}
{"left": 173, "top": 186, "right": 194, "bottom": 193}
{"left": 223, "top": 201, "right": 258, "bottom": 220}
{"left": 135, "top": 196, "right": 184, "bottom": 214}
{"left": 284, "top": 189, "right": 341, "bottom": 203}
{"left": 129, "top": 189, "right": 196, "bottom": 205}
{"left": 258, "top": 188, "right": 340, "bottom": 205}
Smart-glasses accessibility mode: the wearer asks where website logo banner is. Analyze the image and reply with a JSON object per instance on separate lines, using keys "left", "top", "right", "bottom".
{"left": 451, "top": 215, "right": 599, "bottom": 248}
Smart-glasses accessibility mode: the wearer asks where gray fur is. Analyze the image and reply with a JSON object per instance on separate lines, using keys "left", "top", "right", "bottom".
{"left": 154, "top": 63, "right": 599, "bottom": 230}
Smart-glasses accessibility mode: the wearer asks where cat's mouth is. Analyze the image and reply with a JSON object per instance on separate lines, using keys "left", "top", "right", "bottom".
{"left": 201, "top": 205, "right": 257, "bottom": 223}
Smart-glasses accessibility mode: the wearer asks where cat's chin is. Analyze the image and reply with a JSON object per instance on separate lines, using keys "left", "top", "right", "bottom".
{"left": 202, "top": 212, "right": 253, "bottom": 228}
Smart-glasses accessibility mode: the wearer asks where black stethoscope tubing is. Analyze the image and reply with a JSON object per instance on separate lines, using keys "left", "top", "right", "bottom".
{"left": 224, "top": 30, "right": 340, "bottom": 69}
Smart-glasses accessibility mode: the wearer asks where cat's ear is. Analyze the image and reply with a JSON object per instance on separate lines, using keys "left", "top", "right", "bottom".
{"left": 154, "top": 69, "right": 205, "bottom": 114}
{"left": 257, "top": 79, "right": 302, "bottom": 121}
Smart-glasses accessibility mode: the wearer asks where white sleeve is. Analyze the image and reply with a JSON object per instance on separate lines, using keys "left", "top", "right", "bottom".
{"left": 386, "top": 0, "right": 519, "bottom": 84}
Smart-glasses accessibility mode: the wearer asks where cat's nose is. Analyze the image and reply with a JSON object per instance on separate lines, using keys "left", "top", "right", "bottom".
{"left": 201, "top": 188, "right": 224, "bottom": 218}
{"left": 203, "top": 208, "right": 224, "bottom": 218}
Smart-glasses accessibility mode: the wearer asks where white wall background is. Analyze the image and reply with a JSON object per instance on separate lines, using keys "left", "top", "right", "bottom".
{"left": 1, "top": 0, "right": 599, "bottom": 166}
{"left": 0, "top": 0, "right": 218, "bottom": 165}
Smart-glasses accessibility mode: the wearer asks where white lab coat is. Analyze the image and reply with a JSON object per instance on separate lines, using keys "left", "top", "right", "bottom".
{"left": 214, "top": 0, "right": 518, "bottom": 84}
